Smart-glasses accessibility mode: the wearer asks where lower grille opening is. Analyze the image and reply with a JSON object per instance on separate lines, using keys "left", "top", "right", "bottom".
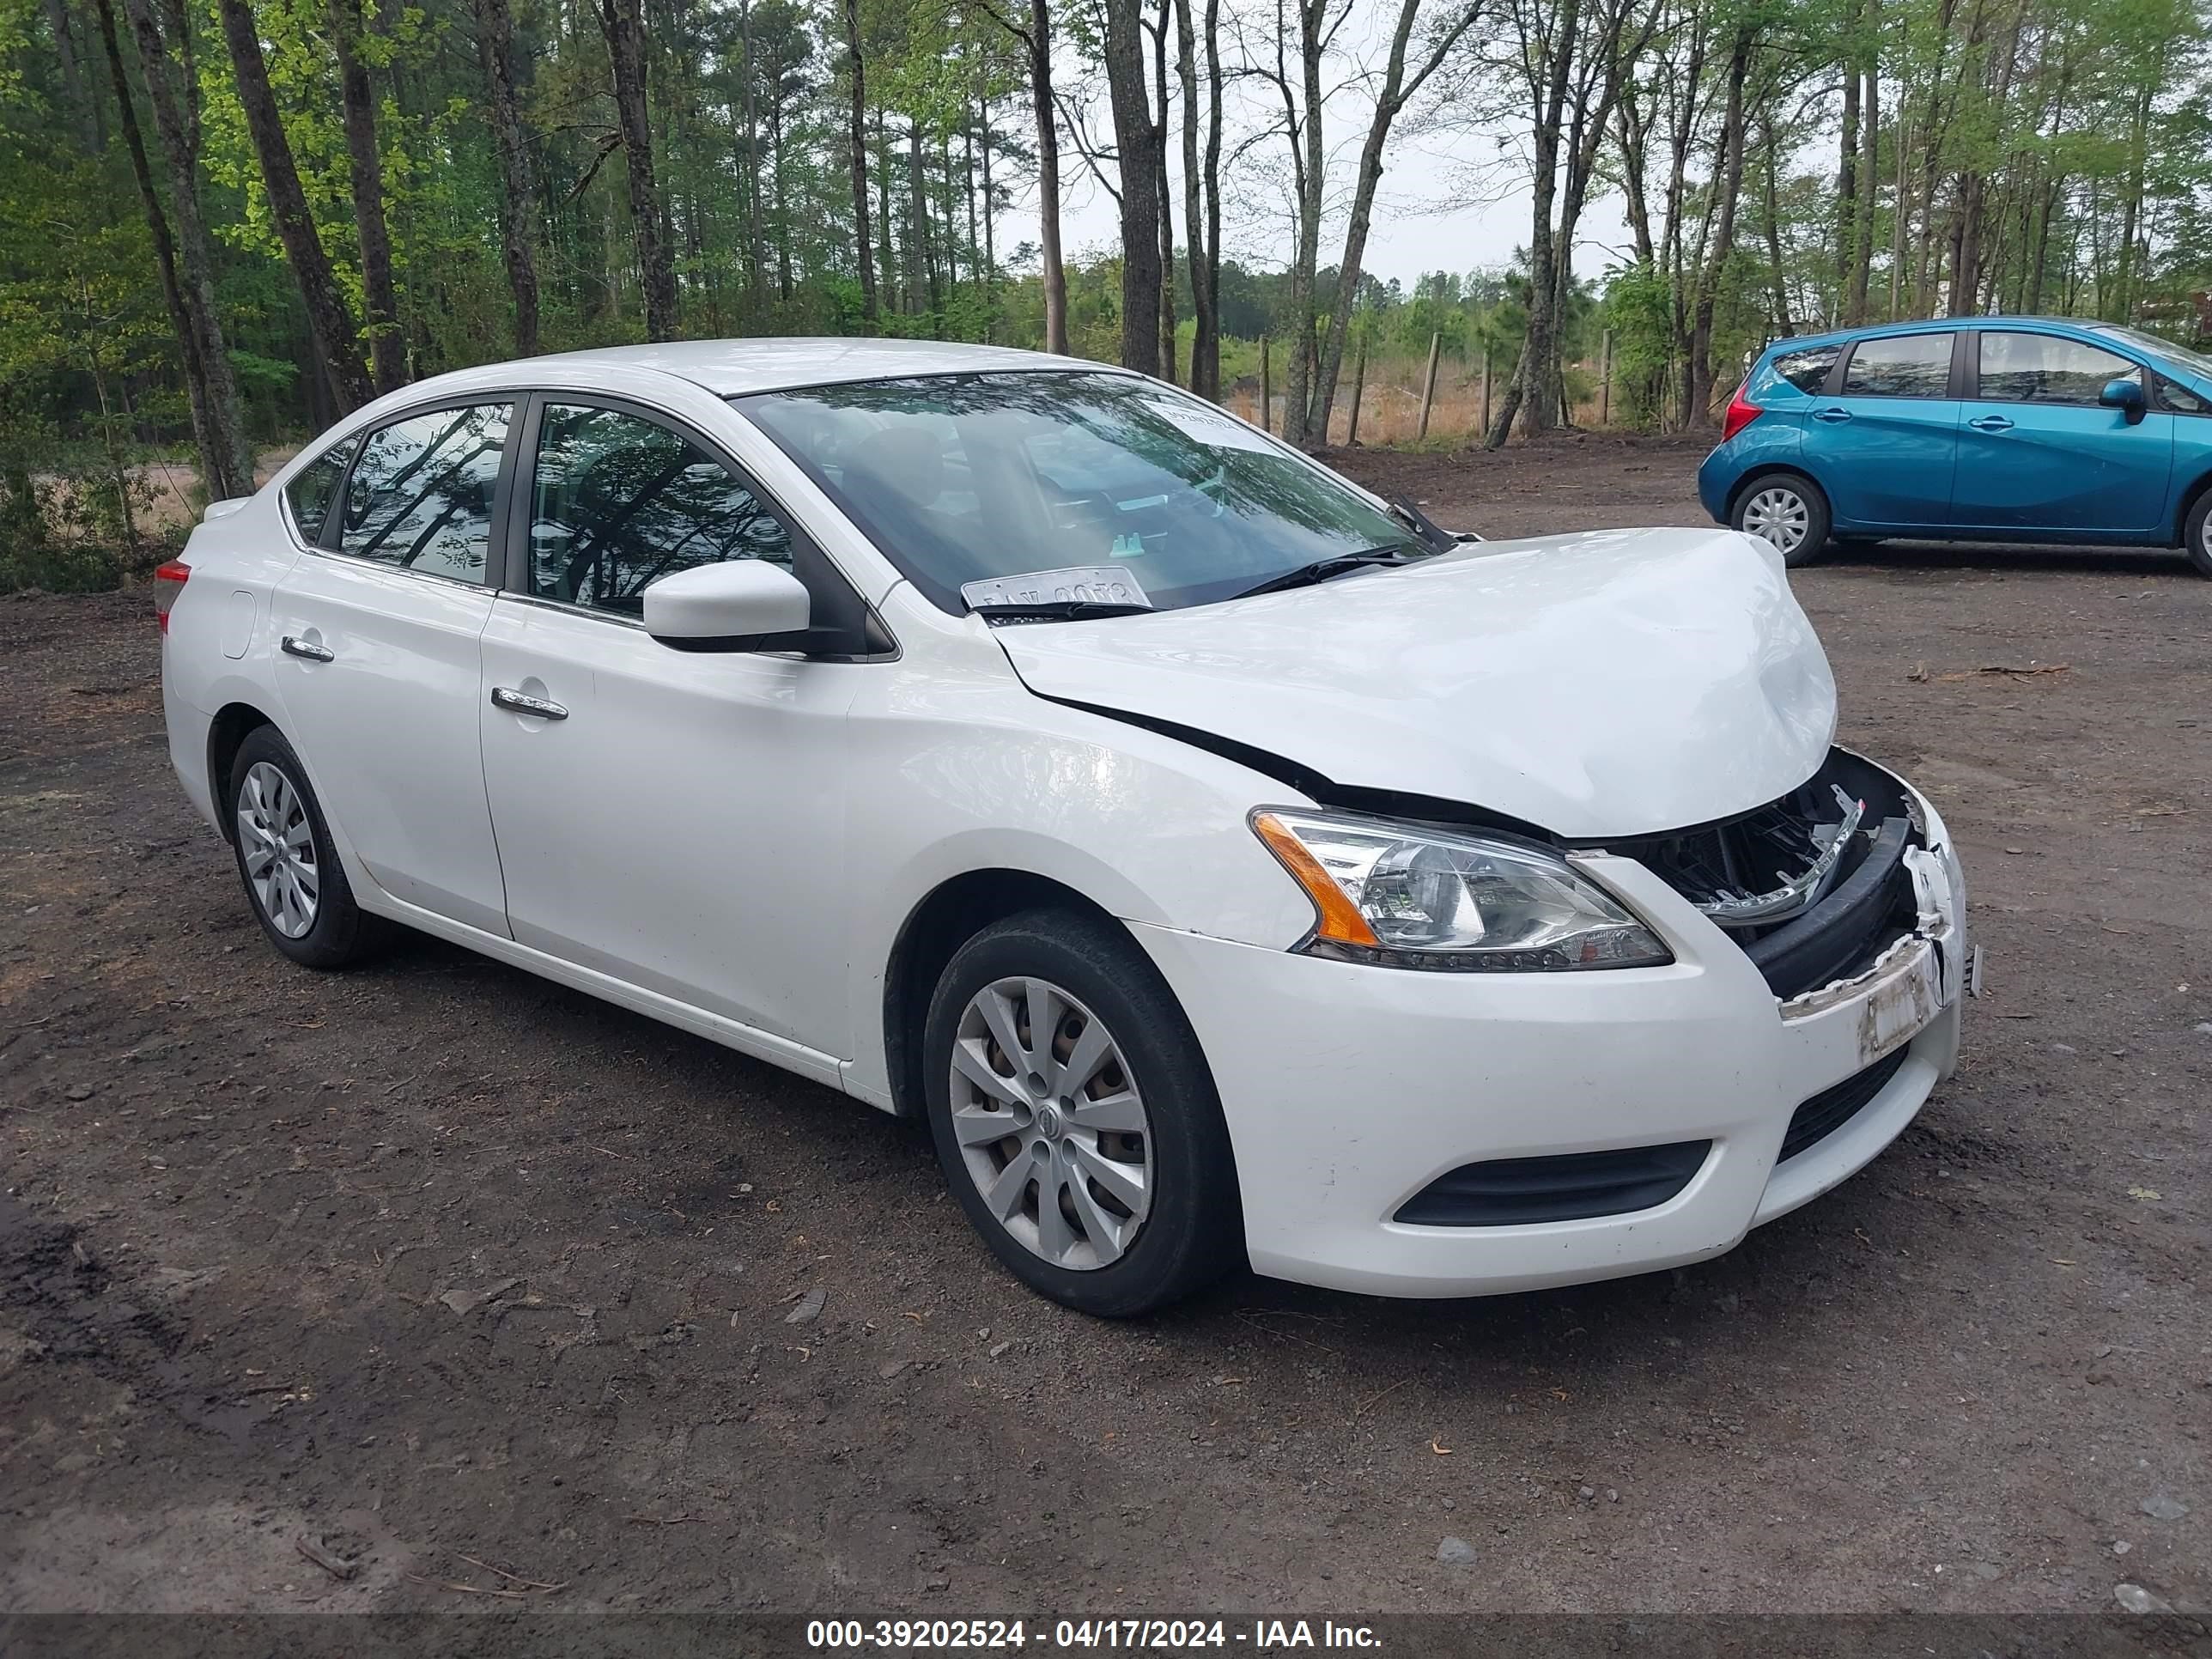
{"left": 1780, "top": 1048, "right": 1911, "bottom": 1163}
{"left": 1395, "top": 1139, "right": 1711, "bottom": 1227}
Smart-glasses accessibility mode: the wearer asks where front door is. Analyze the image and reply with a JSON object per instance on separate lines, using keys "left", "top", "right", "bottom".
{"left": 477, "top": 398, "right": 860, "bottom": 1054}
{"left": 1804, "top": 331, "right": 1960, "bottom": 528}
{"left": 270, "top": 402, "right": 514, "bottom": 936}
{"left": 1951, "top": 331, "right": 2172, "bottom": 533}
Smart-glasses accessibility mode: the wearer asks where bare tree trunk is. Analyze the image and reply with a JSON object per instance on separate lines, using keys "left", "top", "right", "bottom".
{"left": 1153, "top": 0, "right": 1176, "bottom": 383}
{"left": 1102, "top": 0, "right": 1162, "bottom": 375}
{"left": 472, "top": 0, "right": 541, "bottom": 355}
{"left": 1488, "top": 0, "right": 1582, "bottom": 447}
{"left": 1837, "top": 0, "right": 1860, "bottom": 321}
{"left": 841, "top": 0, "right": 876, "bottom": 320}
{"left": 1846, "top": 22, "right": 1878, "bottom": 325}
{"left": 1762, "top": 118, "right": 1790, "bottom": 334}
{"left": 906, "top": 120, "right": 927, "bottom": 315}
{"left": 597, "top": 0, "right": 678, "bottom": 340}
{"left": 1311, "top": 0, "right": 1481, "bottom": 438}
{"left": 330, "top": 0, "right": 404, "bottom": 392}
{"left": 94, "top": 0, "right": 241, "bottom": 500}
{"left": 46, "top": 0, "right": 100, "bottom": 149}
{"left": 739, "top": 0, "right": 763, "bottom": 295}
{"left": 1685, "top": 25, "right": 1752, "bottom": 426}
{"left": 212, "top": 0, "right": 375, "bottom": 411}
{"left": 1174, "top": 0, "right": 1214, "bottom": 393}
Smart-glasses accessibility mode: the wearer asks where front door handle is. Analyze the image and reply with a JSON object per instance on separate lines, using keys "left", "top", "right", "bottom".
{"left": 1967, "top": 414, "right": 2015, "bottom": 433}
{"left": 279, "top": 635, "right": 334, "bottom": 663}
{"left": 1812, "top": 406, "right": 1851, "bottom": 423}
{"left": 490, "top": 686, "right": 568, "bottom": 721}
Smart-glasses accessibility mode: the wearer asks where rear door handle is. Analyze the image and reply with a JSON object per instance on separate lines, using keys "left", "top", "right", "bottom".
{"left": 1967, "top": 414, "right": 2014, "bottom": 432}
{"left": 1812, "top": 406, "right": 1851, "bottom": 423}
{"left": 279, "top": 635, "right": 333, "bottom": 663}
{"left": 490, "top": 686, "right": 568, "bottom": 720}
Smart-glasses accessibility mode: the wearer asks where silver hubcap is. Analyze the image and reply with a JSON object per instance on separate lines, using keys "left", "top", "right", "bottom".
{"left": 1741, "top": 486, "right": 1810, "bottom": 552}
{"left": 236, "top": 760, "right": 319, "bottom": 939}
{"left": 949, "top": 977, "right": 1152, "bottom": 1271}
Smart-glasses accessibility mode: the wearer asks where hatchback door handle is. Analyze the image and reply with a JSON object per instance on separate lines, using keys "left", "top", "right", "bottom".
{"left": 490, "top": 686, "right": 568, "bottom": 720}
{"left": 279, "top": 635, "right": 334, "bottom": 663}
{"left": 1968, "top": 414, "right": 2014, "bottom": 432}
{"left": 1812, "top": 406, "right": 1851, "bottom": 423}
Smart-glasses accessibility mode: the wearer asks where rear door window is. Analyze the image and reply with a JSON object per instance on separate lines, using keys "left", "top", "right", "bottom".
{"left": 337, "top": 404, "right": 513, "bottom": 583}
{"left": 1840, "top": 335, "right": 1954, "bottom": 398}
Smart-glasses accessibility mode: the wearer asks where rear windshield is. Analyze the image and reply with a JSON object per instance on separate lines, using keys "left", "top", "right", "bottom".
{"left": 730, "top": 371, "right": 1424, "bottom": 615}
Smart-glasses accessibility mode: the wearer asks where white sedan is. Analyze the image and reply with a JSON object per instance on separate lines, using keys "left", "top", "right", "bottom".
{"left": 157, "top": 339, "right": 1968, "bottom": 1315}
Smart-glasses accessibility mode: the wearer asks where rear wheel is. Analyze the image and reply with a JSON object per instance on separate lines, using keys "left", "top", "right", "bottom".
{"left": 922, "top": 909, "right": 1239, "bottom": 1316}
{"left": 2184, "top": 491, "right": 2212, "bottom": 578}
{"left": 1730, "top": 471, "right": 1832, "bottom": 568}
{"left": 227, "top": 726, "right": 384, "bottom": 969}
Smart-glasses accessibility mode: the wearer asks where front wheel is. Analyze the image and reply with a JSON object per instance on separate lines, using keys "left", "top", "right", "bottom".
{"left": 1731, "top": 471, "right": 1832, "bottom": 568}
{"left": 2183, "top": 492, "right": 2212, "bottom": 578}
{"left": 921, "top": 909, "right": 1240, "bottom": 1316}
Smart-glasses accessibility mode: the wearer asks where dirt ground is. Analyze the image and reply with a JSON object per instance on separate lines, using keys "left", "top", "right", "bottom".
{"left": 2, "top": 434, "right": 2207, "bottom": 1620}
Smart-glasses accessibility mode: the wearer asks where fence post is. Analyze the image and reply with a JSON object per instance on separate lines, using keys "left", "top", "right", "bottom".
{"left": 1600, "top": 328, "right": 1613, "bottom": 427}
{"left": 1259, "top": 337, "right": 1272, "bottom": 434}
{"left": 1416, "top": 331, "right": 1442, "bottom": 441}
{"left": 1346, "top": 320, "right": 1369, "bottom": 447}
{"left": 1480, "top": 344, "right": 1491, "bottom": 437}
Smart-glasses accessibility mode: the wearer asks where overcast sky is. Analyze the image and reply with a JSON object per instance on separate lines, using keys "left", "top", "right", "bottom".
{"left": 985, "top": 21, "right": 1639, "bottom": 294}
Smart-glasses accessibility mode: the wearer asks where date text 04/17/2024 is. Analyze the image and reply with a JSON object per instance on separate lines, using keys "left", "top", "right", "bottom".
{"left": 805, "top": 1619, "right": 1383, "bottom": 1650}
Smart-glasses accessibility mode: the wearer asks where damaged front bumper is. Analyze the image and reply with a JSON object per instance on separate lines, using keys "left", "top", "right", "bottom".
{"left": 1122, "top": 754, "right": 1967, "bottom": 1299}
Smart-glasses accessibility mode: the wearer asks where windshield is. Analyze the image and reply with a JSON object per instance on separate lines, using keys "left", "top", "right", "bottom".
{"left": 730, "top": 371, "right": 1425, "bottom": 615}
{"left": 2090, "top": 324, "right": 2212, "bottom": 380}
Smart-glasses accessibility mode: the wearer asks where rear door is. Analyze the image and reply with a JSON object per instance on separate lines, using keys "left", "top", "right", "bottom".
{"left": 1802, "top": 331, "right": 1960, "bottom": 527}
{"left": 1952, "top": 331, "right": 2172, "bottom": 533}
{"left": 269, "top": 401, "right": 516, "bottom": 936}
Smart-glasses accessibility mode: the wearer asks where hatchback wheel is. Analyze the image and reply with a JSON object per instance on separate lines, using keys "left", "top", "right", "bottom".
{"left": 2184, "top": 492, "right": 2212, "bottom": 579}
{"left": 922, "top": 909, "right": 1239, "bottom": 1316}
{"left": 228, "top": 726, "right": 384, "bottom": 968}
{"left": 1731, "top": 471, "right": 1832, "bottom": 568}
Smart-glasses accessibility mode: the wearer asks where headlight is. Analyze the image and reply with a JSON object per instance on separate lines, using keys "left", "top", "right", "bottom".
{"left": 1250, "top": 808, "right": 1672, "bottom": 971}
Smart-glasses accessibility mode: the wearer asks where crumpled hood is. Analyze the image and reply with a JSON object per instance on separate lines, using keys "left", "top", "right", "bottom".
{"left": 996, "top": 526, "right": 1838, "bottom": 838}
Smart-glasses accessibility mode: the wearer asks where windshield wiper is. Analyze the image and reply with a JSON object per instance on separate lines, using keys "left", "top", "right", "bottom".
{"left": 1231, "top": 545, "right": 1425, "bottom": 600}
{"left": 969, "top": 599, "right": 1156, "bottom": 623}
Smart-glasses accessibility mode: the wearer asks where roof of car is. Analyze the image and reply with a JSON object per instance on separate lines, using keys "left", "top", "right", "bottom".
{"left": 520, "top": 337, "right": 1107, "bottom": 396}
{"left": 1766, "top": 315, "right": 2126, "bottom": 356}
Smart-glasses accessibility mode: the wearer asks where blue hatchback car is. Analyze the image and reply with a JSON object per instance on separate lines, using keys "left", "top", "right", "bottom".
{"left": 1697, "top": 316, "right": 2212, "bottom": 575}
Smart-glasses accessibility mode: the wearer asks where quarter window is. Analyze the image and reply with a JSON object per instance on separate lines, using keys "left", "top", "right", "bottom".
{"left": 529, "top": 404, "right": 793, "bottom": 616}
{"left": 2156, "top": 377, "right": 2209, "bottom": 415}
{"left": 1978, "top": 333, "right": 2138, "bottom": 404}
{"left": 1840, "top": 334, "right": 1954, "bottom": 398}
{"left": 337, "top": 404, "right": 512, "bottom": 582}
{"left": 284, "top": 441, "right": 354, "bottom": 544}
{"left": 1767, "top": 345, "right": 1839, "bottom": 395}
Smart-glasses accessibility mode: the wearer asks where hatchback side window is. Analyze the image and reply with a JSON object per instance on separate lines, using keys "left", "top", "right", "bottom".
{"left": 284, "top": 440, "right": 355, "bottom": 544}
{"left": 1979, "top": 332, "right": 2138, "bottom": 405}
{"left": 529, "top": 404, "right": 794, "bottom": 616}
{"left": 337, "top": 404, "right": 513, "bottom": 582}
{"left": 1766, "top": 345, "right": 1840, "bottom": 395}
{"left": 1840, "top": 334, "right": 1954, "bottom": 398}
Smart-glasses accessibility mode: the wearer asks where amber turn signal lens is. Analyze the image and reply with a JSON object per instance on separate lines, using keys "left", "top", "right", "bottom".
{"left": 1251, "top": 811, "right": 1381, "bottom": 949}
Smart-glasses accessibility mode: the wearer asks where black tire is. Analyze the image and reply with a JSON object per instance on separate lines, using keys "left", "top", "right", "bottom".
{"left": 1729, "top": 470, "right": 1832, "bottom": 568}
{"left": 921, "top": 908, "right": 1240, "bottom": 1316}
{"left": 2184, "top": 492, "right": 2212, "bottom": 579}
{"left": 225, "top": 726, "right": 386, "bottom": 969}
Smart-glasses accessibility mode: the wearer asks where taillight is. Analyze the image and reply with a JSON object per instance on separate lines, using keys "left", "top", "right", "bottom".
{"left": 153, "top": 558, "right": 191, "bottom": 633}
{"left": 1721, "top": 383, "right": 1762, "bottom": 442}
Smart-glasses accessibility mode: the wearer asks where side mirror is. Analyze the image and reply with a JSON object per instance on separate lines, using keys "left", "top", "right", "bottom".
{"left": 643, "top": 560, "right": 811, "bottom": 652}
{"left": 2100, "top": 376, "right": 2148, "bottom": 423}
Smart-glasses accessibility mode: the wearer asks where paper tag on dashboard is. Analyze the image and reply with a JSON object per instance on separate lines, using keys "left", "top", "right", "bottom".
{"left": 1141, "top": 399, "right": 1279, "bottom": 455}
{"left": 960, "top": 567, "right": 1153, "bottom": 611}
